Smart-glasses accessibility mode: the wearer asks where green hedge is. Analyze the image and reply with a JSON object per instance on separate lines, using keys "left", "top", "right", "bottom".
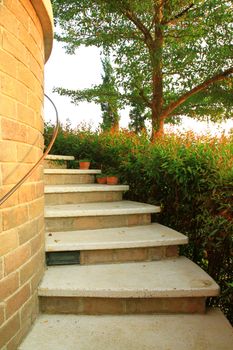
{"left": 45, "top": 123, "right": 233, "bottom": 323}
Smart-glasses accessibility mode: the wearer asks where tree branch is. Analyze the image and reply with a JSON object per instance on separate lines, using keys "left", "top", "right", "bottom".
{"left": 119, "top": 4, "right": 154, "bottom": 48}
{"left": 162, "top": 3, "right": 194, "bottom": 26}
{"left": 160, "top": 67, "right": 233, "bottom": 120}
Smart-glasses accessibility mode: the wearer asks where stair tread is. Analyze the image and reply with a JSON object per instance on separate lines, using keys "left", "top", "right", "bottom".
{"left": 39, "top": 257, "right": 219, "bottom": 298}
{"left": 45, "top": 200, "right": 160, "bottom": 218}
{"left": 44, "top": 169, "right": 101, "bottom": 174}
{"left": 18, "top": 309, "right": 233, "bottom": 350}
{"left": 45, "top": 184, "right": 129, "bottom": 193}
{"left": 45, "top": 155, "right": 75, "bottom": 160}
{"left": 46, "top": 223, "right": 188, "bottom": 251}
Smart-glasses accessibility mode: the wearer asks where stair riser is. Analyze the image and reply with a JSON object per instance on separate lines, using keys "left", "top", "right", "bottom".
{"left": 45, "top": 246, "right": 179, "bottom": 265}
{"left": 44, "top": 174, "right": 95, "bottom": 185}
{"left": 40, "top": 296, "right": 206, "bottom": 315}
{"left": 45, "top": 192, "right": 123, "bottom": 205}
{"left": 45, "top": 214, "right": 151, "bottom": 232}
{"left": 78, "top": 246, "right": 179, "bottom": 264}
{"left": 44, "top": 160, "right": 67, "bottom": 169}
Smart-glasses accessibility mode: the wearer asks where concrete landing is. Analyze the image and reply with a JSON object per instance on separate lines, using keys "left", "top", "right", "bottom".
{"left": 38, "top": 257, "right": 219, "bottom": 298}
{"left": 45, "top": 201, "right": 160, "bottom": 218}
{"left": 46, "top": 223, "right": 188, "bottom": 251}
{"left": 19, "top": 308, "right": 233, "bottom": 350}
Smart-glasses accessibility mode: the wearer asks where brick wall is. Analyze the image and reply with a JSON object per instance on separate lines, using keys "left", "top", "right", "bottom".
{"left": 0, "top": 1, "right": 53, "bottom": 349}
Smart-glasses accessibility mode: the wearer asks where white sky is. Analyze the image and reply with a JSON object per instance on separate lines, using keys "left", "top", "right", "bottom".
{"left": 44, "top": 41, "right": 233, "bottom": 136}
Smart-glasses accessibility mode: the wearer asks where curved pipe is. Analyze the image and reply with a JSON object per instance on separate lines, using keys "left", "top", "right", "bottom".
{"left": 0, "top": 94, "right": 59, "bottom": 206}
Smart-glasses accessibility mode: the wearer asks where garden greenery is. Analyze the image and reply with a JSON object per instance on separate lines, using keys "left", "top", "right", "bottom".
{"left": 45, "top": 122, "right": 233, "bottom": 323}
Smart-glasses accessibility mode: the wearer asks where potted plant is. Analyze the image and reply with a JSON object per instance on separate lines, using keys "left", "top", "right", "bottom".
{"left": 79, "top": 159, "right": 91, "bottom": 169}
{"left": 96, "top": 173, "right": 107, "bottom": 184}
{"left": 106, "top": 170, "right": 119, "bottom": 185}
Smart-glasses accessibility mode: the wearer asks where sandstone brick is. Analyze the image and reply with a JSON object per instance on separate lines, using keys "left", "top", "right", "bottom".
{"left": 6, "top": 283, "right": 30, "bottom": 318}
{"left": 18, "top": 218, "right": 38, "bottom": 245}
{"left": 1, "top": 118, "right": 28, "bottom": 143}
{"left": 2, "top": 30, "right": 28, "bottom": 67}
{"left": 0, "top": 140, "right": 17, "bottom": 162}
{"left": 19, "top": 250, "right": 42, "bottom": 285}
{"left": 1, "top": 162, "right": 32, "bottom": 185}
{"left": 19, "top": 0, "right": 42, "bottom": 34}
{"left": 20, "top": 291, "right": 38, "bottom": 324}
{"left": 27, "top": 91, "right": 42, "bottom": 113}
{"left": 30, "top": 230, "right": 44, "bottom": 256}
{"left": 18, "top": 22, "right": 43, "bottom": 67}
{"left": 0, "top": 48, "right": 17, "bottom": 78}
{"left": 17, "top": 102, "right": 35, "bottom": 128}
{"left": 35, "top": 181, "right": 44, "bottom": 197}
{"left": 0, "top": 184, "right": 19, "bottom": 208}
{"left": 30, "top": 264, "right": 44, "bottom": 294}
{"left": 0, "top": 4, "right": 18, "bottom": 36}
{"left": 166, "top": 245, "right": 179, "bottom": 258}
{"left": 18, "top": 183, "right": 36, "bottom": 204}
{"left": 148, "top": 247, "right": 165, "bottom": 261}
{"left": 44, "top": 174, "right": 95, "bottom": 185}
{"left": 80, "top": 248, "right": 148, "bottom": 265}
{"left": 3, "top": 205, "right": 29, "bottom": 231}
{"left": 0, "top": 229, "right": 18, "bottom": 256}
{"left": 46, "top": 214, "right": 151, "bottom": 232}
{"left": 0, "top": 257, "right": 3, "bottom": 279}
{"left": 0, "top": 272, "right": 19, "bottom": 300}
{"left": 4, "top": 243, "right": 31, "bottom": 275}
{"left": 0, "top": 93, "right": 17, "bottom": 119}
{"left": 45, "top": 191, "right": 122, "bottom": 206}
{"left": 5, "top": 0, "right": 29, "bottom": 31}
{"left": 0, "top": 313, "right": 20, "bottom": 349}
{"left": 6, "top": 317, "right": 31, "bottom": 350}
{"left": 28, "top": 16, "right": 43, "bottom": 51}
{"left": 28, "top": 197, "right": 44, "bottom": 220}
{"left": 28, "top": 53, "right": 43, "bottom": 86}
{"left": 0, "top": 303, "right": 5, "bottom": 326}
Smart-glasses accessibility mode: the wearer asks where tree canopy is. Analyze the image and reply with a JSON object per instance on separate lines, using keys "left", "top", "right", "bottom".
{"left": 52, "top": 0, "right": 233, "bottom": 139}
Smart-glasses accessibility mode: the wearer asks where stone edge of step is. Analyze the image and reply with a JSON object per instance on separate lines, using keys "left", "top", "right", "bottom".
{"left": 38, "top": 257, "right": 220, "bottom": 298}
{"left": 44, "top": 169, "right": 102, "bottom": 174}
{"left": 44, "top": 201, "right": 161, "bottom": 218}
{"left": 45, "top": 224, "right": 188, "bottom": 251}
{"left": 44, "top": 184, "right": 129, "bottom": 193}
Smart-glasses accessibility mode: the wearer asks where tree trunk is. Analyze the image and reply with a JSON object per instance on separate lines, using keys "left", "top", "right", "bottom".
{"left": 150, "top": 1, "right": 164, "bottom": 141}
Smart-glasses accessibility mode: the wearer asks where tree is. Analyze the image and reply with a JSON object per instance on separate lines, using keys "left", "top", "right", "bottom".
{"left": 52, "top": 0, "right": 233, "bottom": 140}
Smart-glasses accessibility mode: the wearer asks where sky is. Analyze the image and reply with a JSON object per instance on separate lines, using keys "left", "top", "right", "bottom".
{"left": 44, "top": 41, "right": 233, "bottom": 136}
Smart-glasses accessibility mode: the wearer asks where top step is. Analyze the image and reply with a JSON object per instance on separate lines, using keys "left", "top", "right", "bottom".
{"left": 44, "top": 155, "right": 75, "bottom": 169}
{"left": 45, "top": 155, "right": 75, "bottom": 161}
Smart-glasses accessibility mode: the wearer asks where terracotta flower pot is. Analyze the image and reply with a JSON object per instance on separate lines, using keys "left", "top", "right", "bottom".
{"left": 79, "top": 161, "right": 90, "bottom": 170}
{"left": 107, "top": 176, "right": 118, "bottom": 185}
{"left": 96, "top": 177, "right": 107, "bottom": 184}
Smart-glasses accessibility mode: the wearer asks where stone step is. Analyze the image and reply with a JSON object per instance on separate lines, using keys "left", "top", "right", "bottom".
{"left": 19, "top": 309, "right": 233, "bottom": 350}
{"left": 44, "top": 155, "right": 75, "bottom": 169}
{"left": 38, "top": 257, "right": 219, "bottom": 315}
{"left": 44, "top": 169, "right": 101, "bottom": 185}
{"left": 45, "top": 155, "right": 75, "bottom": 160}
{"left": 45, "top": 184, "right": 129, "bottom": 205}
{"left": 45, "top": 201, "right": 160, "bottom": 231}
{"left": 45, "top": 224, "right": 188, "bottom": 264}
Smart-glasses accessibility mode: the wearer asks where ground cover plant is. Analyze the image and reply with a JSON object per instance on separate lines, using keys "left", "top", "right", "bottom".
{"left": 45, "top": 122, "right": 233, "bottom": 323}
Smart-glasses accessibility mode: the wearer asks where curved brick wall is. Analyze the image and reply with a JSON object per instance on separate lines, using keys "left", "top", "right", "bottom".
{"left": 0, "top": 1, "right": 53, "bottom": 348}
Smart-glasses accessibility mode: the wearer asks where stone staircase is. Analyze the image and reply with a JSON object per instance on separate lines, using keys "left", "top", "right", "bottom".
{"left": 19, "top": 155, "right": 233, "bottom": 349}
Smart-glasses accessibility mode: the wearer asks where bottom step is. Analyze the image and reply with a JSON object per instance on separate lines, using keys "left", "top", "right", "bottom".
{"left": 19, "top": 309, "right": 233, "bottom": 350}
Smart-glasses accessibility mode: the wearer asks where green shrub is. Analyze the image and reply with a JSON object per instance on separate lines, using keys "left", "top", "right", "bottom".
{"left": 45, "top": 124, "right": 233, "bottom": 323}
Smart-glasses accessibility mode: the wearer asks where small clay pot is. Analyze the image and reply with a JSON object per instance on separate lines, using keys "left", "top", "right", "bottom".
{"left": 79, "top": 161, "right": 90, "bottom": 169}
{"left": 107, "top": 176, "right": 118, "bottom": 185}
{"left": 96, "top": 177, "right": 107, "bottom": 184}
